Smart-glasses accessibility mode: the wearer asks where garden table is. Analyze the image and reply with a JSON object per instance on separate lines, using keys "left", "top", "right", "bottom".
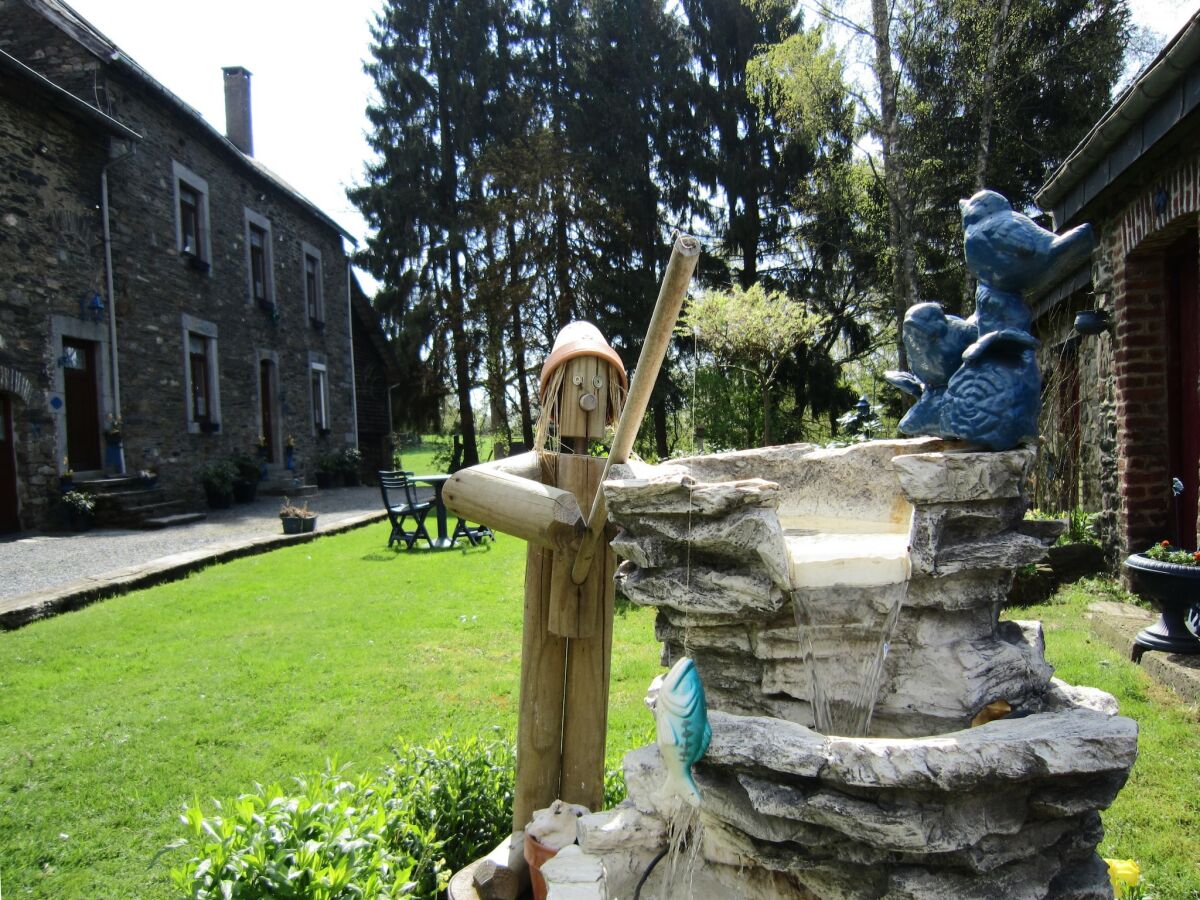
{"left": 413, "top": 474, "right": 454, "bottom": 549}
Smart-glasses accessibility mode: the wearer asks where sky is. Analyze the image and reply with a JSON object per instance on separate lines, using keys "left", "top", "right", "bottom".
{"left": 63, "top": 0, "right": 1200, "bottom": 295}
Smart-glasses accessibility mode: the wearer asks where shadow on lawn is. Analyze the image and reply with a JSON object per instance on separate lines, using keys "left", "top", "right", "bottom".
{"left": 362, "top": 543, "right": 494, "bottom": 562}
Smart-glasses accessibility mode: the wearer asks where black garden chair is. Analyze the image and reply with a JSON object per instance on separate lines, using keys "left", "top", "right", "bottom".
{"left": 451, "top": 517, "right": 494, "bottom": 547}
{"left": 379, "top": 470, "right": 433, "bottom": 549}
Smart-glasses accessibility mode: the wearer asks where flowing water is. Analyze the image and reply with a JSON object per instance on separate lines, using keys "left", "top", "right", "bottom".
{"left": 791, "top": 581, "right": 907, "bottom": 736}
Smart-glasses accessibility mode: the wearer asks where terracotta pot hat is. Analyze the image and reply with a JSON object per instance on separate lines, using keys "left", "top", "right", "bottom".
{"left": 539, "top": 321, "right": 627, "bottom": 400}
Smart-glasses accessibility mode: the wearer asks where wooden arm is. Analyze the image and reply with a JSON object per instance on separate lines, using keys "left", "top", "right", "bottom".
{"left": 442, "top": 452, "right": 584, "bottom": 551}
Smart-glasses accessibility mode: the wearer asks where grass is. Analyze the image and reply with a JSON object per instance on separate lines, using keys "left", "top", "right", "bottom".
{"left": 1, "top": 528, "right": 1196, "bottom": 897}
{"left": 1007, "top": 579, "right": 1200, "bottom": 898}
{"left": 0, "top": 530, "right": 658, "bottom": 897}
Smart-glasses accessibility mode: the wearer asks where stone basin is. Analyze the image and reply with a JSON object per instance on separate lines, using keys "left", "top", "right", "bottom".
{"left": 539, "top": 439, "right": 1134, "bottom": 899}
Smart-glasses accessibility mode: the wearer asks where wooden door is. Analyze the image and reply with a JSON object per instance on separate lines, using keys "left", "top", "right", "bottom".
{"left": 63, "top": 338, "right": 101, "bottom": 471}
{"left": 1167, "top": 231, "right": 1200, "bottom": 548}
{"left": 0, "top": 394, "right": 18, "bottom": 532}
{"left": 259, "top": 359, "right": 276, "bottom": 463}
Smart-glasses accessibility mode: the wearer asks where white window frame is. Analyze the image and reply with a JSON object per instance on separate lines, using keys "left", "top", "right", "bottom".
{"left": 301, "top": 241, "right": 324, "bottom": 324}
{"left": 181, "top": 314, "right": 220, "bottom": 434}
{"left": 309, "top": 360, "right": 329, "bottom": 434}
{"left": 172, "top": 161, "right": 211, "bottom": 269}
{"left": 243, "top": 208, "right": 275, "bottom": 307}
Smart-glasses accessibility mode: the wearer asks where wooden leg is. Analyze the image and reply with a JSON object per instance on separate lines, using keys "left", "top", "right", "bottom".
{"left": 513, "top": 545, "right": 568, "bottom": 833}
{"left": 559, "top": 548, "right": 615, "bottom": 813}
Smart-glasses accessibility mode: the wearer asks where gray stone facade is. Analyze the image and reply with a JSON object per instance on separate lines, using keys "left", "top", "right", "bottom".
{"left": 0, "top": 0, "right": 358, "bottom": 529}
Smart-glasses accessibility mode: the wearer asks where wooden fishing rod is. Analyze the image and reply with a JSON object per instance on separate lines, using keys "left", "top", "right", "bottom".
{"left": 570, "top": 232, "right": 701, "bottom": 586}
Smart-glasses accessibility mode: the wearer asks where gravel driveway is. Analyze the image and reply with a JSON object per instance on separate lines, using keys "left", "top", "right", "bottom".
{"left": 0, "top": 486, "right": 390, "bottom": 601}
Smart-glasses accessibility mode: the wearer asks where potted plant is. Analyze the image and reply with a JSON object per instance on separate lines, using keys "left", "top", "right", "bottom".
{"left": 137, "top": 468, "right": 158, "bottom": 489}
{"left": 279, "top": 497, "right": 317, "bottom": 534}
{"left": 256, "top": 433, "right": 269, "bottom": 460}
{"left": 230, "top": 452, "right": 260, "bottom": 503}
{"left": 60, "top": 457, "right": 74, "bottom": 493}
{"left": 60, "top": 490, "right": 95, "bottom": 532}
{"left": 341, "top": 447, "right": 363, "bottom": 487}
{"left": 315, "top": 452, "right": 341, "bottom": 489}
{"left": 284, "top": 434, "right": 296, "bottom": 471}
{"left": 199, "top": 460, "right": 236, "bottom": 509}
{"left": 1123, "top": 540, "right": 1200, "bottom": 659}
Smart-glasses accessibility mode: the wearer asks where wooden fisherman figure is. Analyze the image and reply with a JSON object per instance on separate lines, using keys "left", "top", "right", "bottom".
{"left": 445, "top": 321, "right": 627, "bottom": 833}
{"left": 442, "top": 234, "right": 700, "bottom": 897}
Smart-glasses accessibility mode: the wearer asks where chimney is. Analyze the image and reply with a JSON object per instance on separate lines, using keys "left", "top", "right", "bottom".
{"left": 222, "top": 66, "right": 254, "bottom": 156}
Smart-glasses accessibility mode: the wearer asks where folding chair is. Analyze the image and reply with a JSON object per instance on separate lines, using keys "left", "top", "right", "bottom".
{"left": 451, "top": 517, "right": 494, "bottom": 547}
{"left": 379, "top": 470, "right": 433, "bottom": 549}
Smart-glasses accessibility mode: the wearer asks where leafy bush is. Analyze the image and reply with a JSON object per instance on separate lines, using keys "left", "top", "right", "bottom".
{"left": 169, "top": 737, "right": 516, "bottom": 899}
{"left": 199, "top": 460, "right": 236, "bottom": 493}
{"left": 340, "top": 447, "right": 363, "bottom": 474}
{"left": 229, "top": 451, "right": 261, "bottom": 483}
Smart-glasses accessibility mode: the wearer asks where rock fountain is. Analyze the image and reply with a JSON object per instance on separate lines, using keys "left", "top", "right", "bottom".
{"left": 544, "top": 438, "right": 1136, "bottom": 899}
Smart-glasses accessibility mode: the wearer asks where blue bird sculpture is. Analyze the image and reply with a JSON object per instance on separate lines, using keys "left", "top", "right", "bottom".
{"left": 887, "top": 189, "right": 1096, "bottom": 451}
{"left": 961, "top": 190, "right": 1095, "bottom": 294}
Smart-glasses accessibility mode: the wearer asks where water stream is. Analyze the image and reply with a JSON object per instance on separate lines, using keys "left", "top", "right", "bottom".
{"left": 791, "top": 581, "right": 907, "bottom": 737}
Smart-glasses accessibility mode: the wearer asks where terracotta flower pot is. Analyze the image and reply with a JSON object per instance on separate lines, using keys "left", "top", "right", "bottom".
{"left": 523, "top": 833, "right": 559, "bottom": 900}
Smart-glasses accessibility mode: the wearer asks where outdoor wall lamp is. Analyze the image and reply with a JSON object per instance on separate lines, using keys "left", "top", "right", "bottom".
{"left": 1073, "top": 308, "right": 1111, "bottom": 336}
{"left": 78, "top": 291, "right": 105, "bottom": 323}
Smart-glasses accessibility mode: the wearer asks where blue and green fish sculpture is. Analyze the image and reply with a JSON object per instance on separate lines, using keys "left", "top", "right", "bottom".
{"left": 652, "top": 656, "right": 712, "bottom": 806}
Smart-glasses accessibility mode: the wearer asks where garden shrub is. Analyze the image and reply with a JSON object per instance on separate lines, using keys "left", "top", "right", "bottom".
{"left": 169, "top": 736, "right": 515, "bottom": 899}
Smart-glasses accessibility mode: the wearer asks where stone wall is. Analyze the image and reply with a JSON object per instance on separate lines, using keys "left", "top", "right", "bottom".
{"left": 0, "top": 3, "right": 355, "bottom": 522}
{"left": 0, "top": 67, "right": 108, "bottom": 528}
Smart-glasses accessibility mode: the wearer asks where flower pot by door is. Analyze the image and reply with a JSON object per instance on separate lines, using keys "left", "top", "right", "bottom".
{"left": 204, "top": 486, "right": 233, "bottom": 510}
{"left": 232, "top": 479, "right": 258, "bottom": 503}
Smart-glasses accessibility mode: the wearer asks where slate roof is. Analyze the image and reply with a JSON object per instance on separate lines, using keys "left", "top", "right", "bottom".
{"left": 25, "top": 0, "right": 356, "bottom": 244}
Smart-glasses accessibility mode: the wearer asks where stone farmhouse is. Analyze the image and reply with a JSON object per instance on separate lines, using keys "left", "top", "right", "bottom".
{"left": 0, "top": 0, "right": 374, "bottom": 532}
{"left": 1033, "top": 10, "right": 1200, "bottom": 561}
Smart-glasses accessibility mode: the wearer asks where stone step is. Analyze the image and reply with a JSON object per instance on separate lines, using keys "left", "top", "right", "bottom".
{"left": 73, "top": 475, "right": 142, "bottom": 494}
{"left": 259, "top": 482, "right": 317, "bottom": 497}
{"left": 140, "top": 512, "right": 208, "bottom": 530}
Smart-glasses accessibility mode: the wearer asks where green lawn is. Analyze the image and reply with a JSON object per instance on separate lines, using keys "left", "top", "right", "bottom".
{"left": 1, "top": 533, "right": 1196, "bottom": 898}
{"left": 0, "top": 530, "right": 657, "bottom": 897}
{"left": 1006, "top": 582, "right": 1200, "bottom": 899}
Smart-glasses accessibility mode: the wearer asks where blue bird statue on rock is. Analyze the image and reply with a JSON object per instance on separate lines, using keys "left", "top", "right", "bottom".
{"left": 885, "top": 189, "right": 1095, "bottom": 451}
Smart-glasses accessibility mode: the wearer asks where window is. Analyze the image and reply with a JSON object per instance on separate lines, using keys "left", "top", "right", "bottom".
{"left": 188, "top": 333, "right": 210, "bottom": 423}
{"left": 310, "top": 362, "right": 329, "bottom": 433}
{"left": 301, "top": 242, "right": 324, "bottom": 324}
{"left": 181, "top": 315, "right": 220, "bottom": 432}
{"left": 249, "top": 225, "right": 268, "bottom": 302}
{"left": 172, "top": 162, "right": 211, "bottom": 268}
{"left": 243, "top": 209, "right": 275, "bottom": 307}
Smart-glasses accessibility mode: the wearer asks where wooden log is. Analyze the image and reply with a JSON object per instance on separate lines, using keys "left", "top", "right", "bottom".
{"left": 512, "top": 542, "right": 568, "bottom": 834}
{"left": 547, "top": 455, "right": 605, "bottom": 639}
{"left": 470, "top": 833, "right": 528, "bottom": 900}
{"left": 560, "top": 454, "right": 616, "bottom": 813}
{"left": 443, "top": 451, "right": 583, "bottom": 551}
{"left": 571, "top": 233, "right": 701, "bottom": 584}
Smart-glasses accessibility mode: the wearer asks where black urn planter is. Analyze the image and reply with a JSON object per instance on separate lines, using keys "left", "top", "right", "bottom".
{"left": 343, "top": 471, "right": 360, "bottom": 488}
{"left": 232, "top": 479, "right": 258, "bottom": 503}
{"left": 315, "top": 471, "right": 336, "bottom": 489}
{"left": 204, "top": 486, "right": 234, "bottom": 509}
{"left": 1122, "top": 553, "right": 1200, "bottom": 660}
